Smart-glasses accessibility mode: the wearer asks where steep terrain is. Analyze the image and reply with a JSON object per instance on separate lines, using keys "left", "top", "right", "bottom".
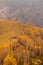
{"left": 0, "top": 20, "right": 43, "bottom": 65}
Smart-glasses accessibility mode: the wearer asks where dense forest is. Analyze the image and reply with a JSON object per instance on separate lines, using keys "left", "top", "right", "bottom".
{"left": 0, "top": 20, "right": 43, "bottom": 65}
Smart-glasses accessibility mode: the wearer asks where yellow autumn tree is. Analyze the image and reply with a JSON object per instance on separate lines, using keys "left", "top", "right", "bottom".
{"left": 3, "top": 54, "right": 17, "bottom": 65}
{"left": 18, "top": 35, "right": 34, "bottom": 49}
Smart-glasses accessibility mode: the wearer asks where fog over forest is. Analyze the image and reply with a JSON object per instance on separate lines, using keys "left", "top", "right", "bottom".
{"left": 0, "top": 0, "right": 43, "bottom": 27}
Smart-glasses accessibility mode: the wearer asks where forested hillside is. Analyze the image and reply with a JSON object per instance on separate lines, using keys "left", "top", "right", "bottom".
{"left": 0, "top": 20, "right": 43, "bottom": 65}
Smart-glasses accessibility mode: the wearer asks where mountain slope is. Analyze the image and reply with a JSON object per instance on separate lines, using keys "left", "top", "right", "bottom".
{"left": 0, "top": 20, "right": 43, "bottom": 43}
{"left": 0, "top": 20, "right": 26, "bottom": 43}
{"left": 0, "top": 20, "right": 43, "bottom": 65}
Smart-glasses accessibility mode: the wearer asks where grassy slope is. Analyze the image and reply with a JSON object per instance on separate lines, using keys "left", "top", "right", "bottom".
{"left": 0, "top": 20, "right": 26, "bottom": 43}
{"left": 0, "top": 20, "right": 43, "bottom": 43}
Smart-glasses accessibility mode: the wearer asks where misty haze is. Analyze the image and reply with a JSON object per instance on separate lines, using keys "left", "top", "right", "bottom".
{"left": 0, "top": 0, "right": 43, "bottom": 27}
